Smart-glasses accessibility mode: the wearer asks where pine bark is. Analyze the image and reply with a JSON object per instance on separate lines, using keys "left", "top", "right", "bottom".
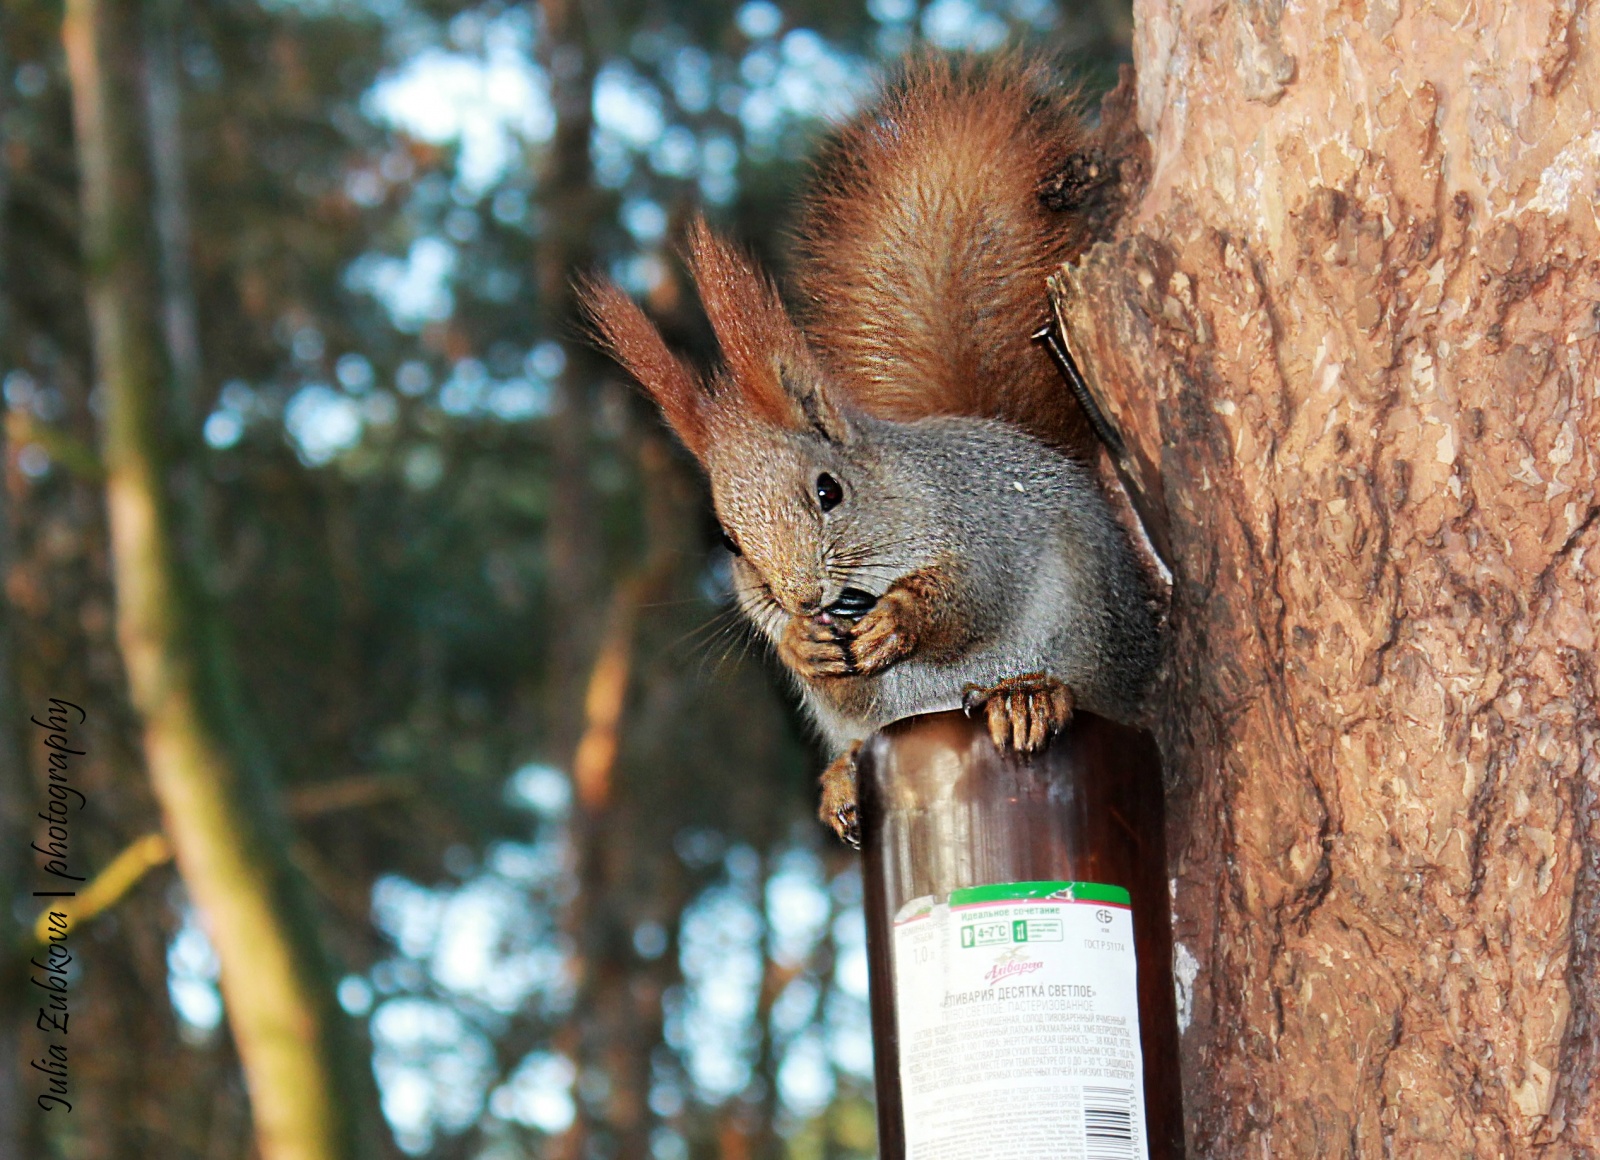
{"left": 1054, "top": 1, "right": 1600, "bottom": 1155}
{"left": 61, "top": 1, "right": 373, "bottom": 1157}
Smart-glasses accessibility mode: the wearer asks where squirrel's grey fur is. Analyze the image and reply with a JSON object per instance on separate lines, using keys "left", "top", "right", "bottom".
{"left": 836, "top": 415, "right": 1156, "bottom": 736}
{"left": 713, "top": 409, "right": 1159, "bottom": 751}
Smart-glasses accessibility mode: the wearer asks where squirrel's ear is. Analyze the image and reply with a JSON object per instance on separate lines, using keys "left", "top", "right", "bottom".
{"left": 685, "top": 217, "right": 837, "bottom": 437}
{"left": 578, "top": 276, "right": 709, "bottom": 459}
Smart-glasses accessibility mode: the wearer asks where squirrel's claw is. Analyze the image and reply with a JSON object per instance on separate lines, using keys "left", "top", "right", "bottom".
{"left": 833, "top": 804, "right": 861, "bottom": 850}
{"left": 962, "top": 674, "right": 1074, "bottom": 753}
{"left": 818, "top": 744, "right": 862, "bottom": 848}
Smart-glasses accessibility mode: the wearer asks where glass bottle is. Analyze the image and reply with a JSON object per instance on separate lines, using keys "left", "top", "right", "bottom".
{"left": 859, "top": 709, "right": 1184, "bottom": 1159}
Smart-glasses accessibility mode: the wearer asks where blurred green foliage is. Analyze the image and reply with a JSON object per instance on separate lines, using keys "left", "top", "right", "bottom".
{"left": 0, "top": 0, "right": 1131, "bottom": 1156}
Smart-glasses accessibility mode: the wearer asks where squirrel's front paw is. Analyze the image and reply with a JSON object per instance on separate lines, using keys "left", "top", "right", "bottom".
{"left": 779, "top": 616, "right": 857, "bottom": 678}
{"left": 846, "top": 594, "right": 917, "bottom": 673}
{"left": 962, "top": 674, "right": 1074, "bottom": 752}
{"left": 778, "top": 598, "right": 915, "bottom": 680}
{"left": 818, "top": 744, "right": 862, "bottom": 848}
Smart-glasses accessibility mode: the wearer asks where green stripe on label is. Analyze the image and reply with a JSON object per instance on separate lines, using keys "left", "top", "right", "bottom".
{"left": 950, "top": 881, "right": 1131, "bottom": 907}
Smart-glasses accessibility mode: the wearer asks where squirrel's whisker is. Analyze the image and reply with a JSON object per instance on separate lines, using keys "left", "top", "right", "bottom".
{"left": 670, "top": 607, "right": 746, "bottom": 658}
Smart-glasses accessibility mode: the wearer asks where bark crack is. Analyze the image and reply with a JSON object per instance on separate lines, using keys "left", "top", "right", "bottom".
{"left": 1535, "top": 502, "right": 1600, "bottom": 594}
{"left": 1370, "top": 1006, "right": 1405, "bottom": 1160}
{"left": 1544, "top": 637, "right": 1600, "bottom": 1148}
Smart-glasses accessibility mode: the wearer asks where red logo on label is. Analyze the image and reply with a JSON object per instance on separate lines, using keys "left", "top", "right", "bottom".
{"left": 984, "top": 953, "right": 1045, "bottom": 985}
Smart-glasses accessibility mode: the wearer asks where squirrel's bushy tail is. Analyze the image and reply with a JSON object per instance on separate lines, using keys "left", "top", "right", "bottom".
{"left": 793, "top": 55, "right": 1093, "bottom": 452}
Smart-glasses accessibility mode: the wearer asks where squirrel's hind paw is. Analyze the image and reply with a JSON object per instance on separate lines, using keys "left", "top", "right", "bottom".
{"left": 818, "top": 744, "right": 862, "bottom": 849}
{"left": 962, "top": 675, "right": 1074, "bottom": 753}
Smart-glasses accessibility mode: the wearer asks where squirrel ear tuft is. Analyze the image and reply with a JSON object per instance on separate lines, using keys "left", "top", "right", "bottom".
{"left": 578, "top": 276, "right": 709, "bottom": 459}
{"left": 685, "top": 217, "right": 822, "bottom": 434}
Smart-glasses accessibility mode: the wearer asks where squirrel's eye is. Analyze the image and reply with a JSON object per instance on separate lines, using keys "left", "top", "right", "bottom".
{"left": 815, "top": 473, "right": 843, "bottom": 512}
{"left": 718, "top": 526, "right": 742, "bottom": 556}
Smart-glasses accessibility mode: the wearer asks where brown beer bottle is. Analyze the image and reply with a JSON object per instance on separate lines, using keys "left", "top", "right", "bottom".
{"left": 858, "top": 710, "right": 1184, "bottom": 1159}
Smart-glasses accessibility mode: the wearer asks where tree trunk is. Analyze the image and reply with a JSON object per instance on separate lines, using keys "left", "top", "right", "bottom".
{"left": 61, "top": 1, "right": 374, "bottom": 1157}
{"left": 1054, "top": 2, "right": 1600, "bottom": 1155}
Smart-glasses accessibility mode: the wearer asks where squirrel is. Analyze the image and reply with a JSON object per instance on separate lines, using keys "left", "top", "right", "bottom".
{"left": 581, "top": 56, "right": 1161, "bottom": 846}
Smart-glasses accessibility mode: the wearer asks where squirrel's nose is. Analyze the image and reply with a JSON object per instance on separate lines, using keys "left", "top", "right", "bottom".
{"left": 782, "top": 581, "right": 825, "bottom": 618}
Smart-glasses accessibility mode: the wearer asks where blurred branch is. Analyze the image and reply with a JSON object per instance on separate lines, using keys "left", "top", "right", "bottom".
{"left": 571, "top": 595, "right": 634, "bottom": 812}
{"left": 572, "top": 567, "right": 671, "bottom": 812}
{"left": 571, "top": 431, "right": 687, "bottom": 811}
{"left": 284, "top": 772, "right": 417, "bottom": 816}
{"left": 32, "top": 832, "right": 171, "bottom": 943}
{"left": 28, "top": 773, "right": 418, "bottom": 944}
{"left": 5, "top": 410, "right": 105, "bottom": 480}
{"left": 718, "top": 1115, "right": 755, "bottom": 1160}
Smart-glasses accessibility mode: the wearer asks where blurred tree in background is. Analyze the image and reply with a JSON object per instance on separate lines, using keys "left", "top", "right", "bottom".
{"left": 0, "top": 1, "right": 1130, "bottom": 1157}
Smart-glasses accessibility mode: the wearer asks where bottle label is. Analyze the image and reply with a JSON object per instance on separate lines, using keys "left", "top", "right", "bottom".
{"left": 892, "top": 881, "right": 1147, "bottom": 1159}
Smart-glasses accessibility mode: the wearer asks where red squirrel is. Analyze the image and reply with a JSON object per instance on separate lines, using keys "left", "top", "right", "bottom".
{"left": 582, "top": 56, "right": 1160, "bottom": 846}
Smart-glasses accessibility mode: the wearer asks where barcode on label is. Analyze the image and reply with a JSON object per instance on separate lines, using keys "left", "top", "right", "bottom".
{"left": 1082, "top": 1086, "right": 1137, "bottom": 1159}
